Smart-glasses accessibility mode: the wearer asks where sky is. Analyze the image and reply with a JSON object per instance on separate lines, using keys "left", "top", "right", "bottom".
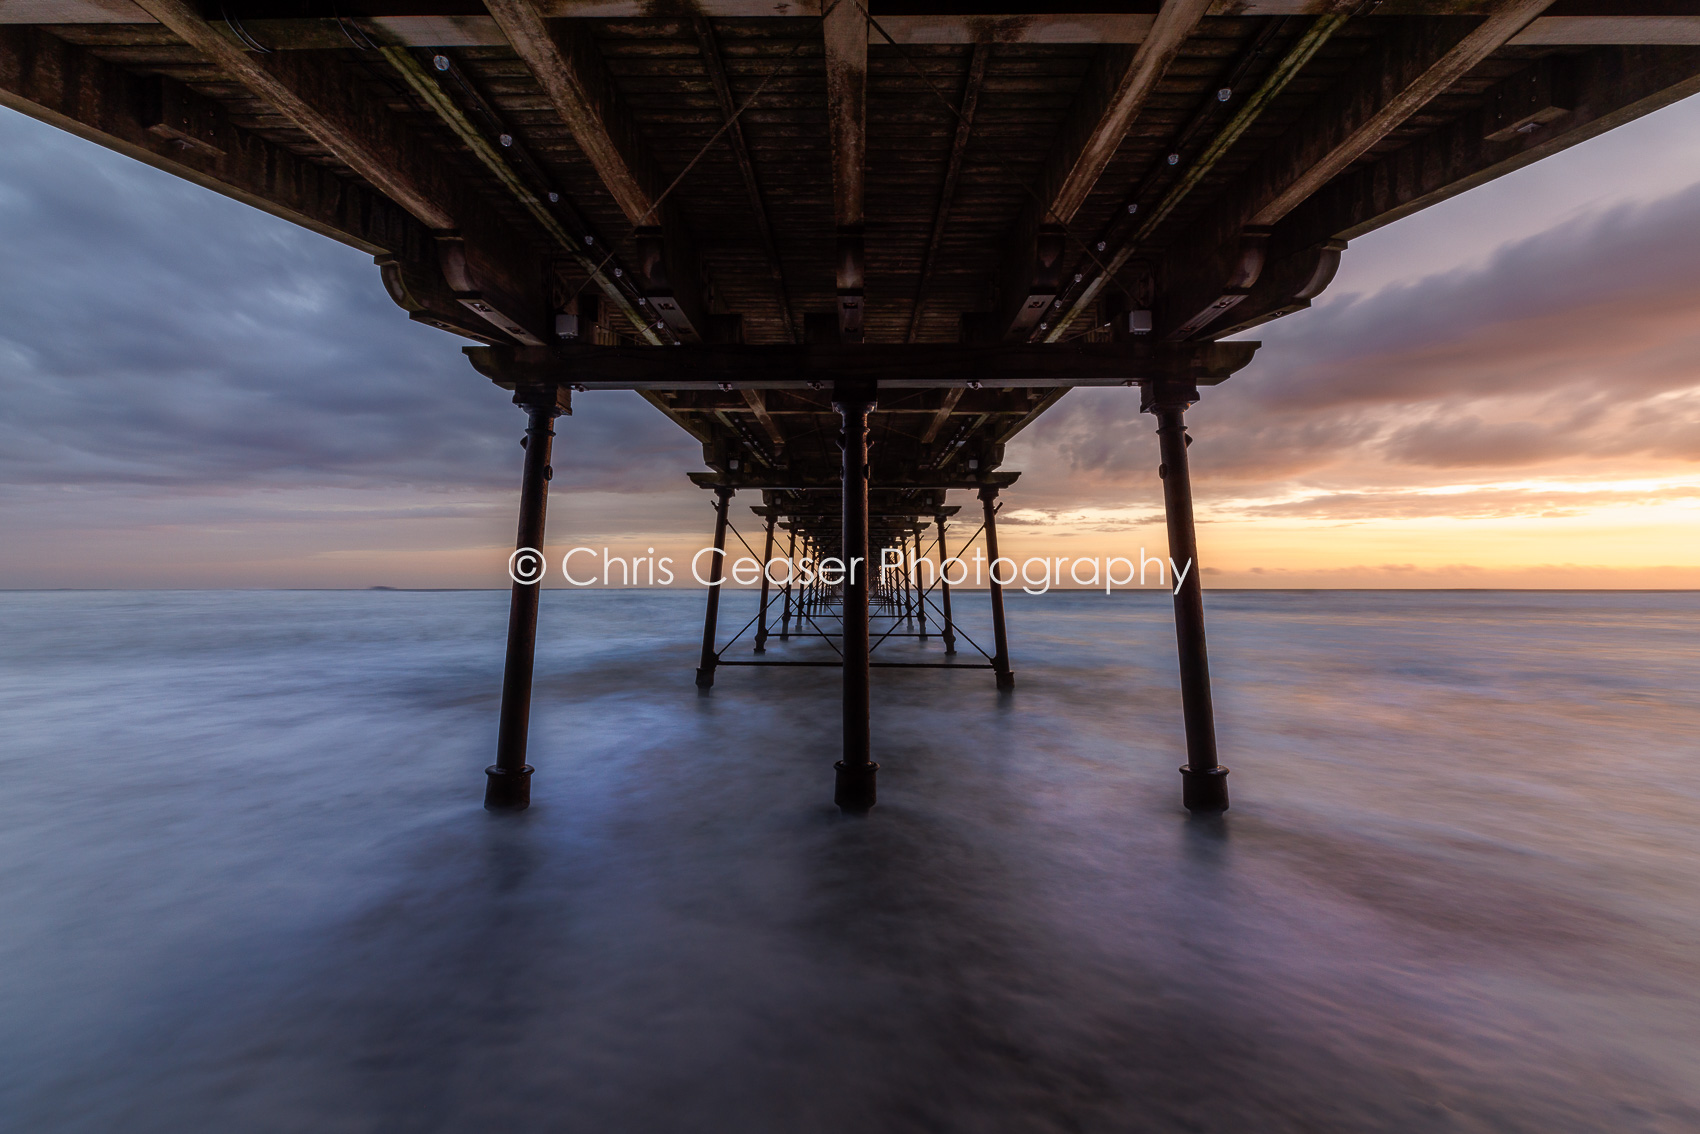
{"left": 3, "top": 91, "right": 1700, "bottom": 589}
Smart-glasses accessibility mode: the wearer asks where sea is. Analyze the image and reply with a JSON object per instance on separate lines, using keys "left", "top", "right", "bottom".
{"left": 0, "top": 588, "right": 1696, "bottom": 1133}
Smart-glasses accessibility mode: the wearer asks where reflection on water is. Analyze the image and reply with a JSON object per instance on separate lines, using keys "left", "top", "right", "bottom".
{"left": 1, "top": 589, "right": 1697, "bottom": 1132}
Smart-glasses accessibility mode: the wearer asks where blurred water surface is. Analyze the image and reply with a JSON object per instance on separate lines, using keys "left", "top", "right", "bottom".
{"left": 1, "top": 588, "right": 1697, "bottom": 1133}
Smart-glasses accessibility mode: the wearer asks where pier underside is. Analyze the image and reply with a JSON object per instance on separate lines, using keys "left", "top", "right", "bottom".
{"left": 5, "top": 0, "right": 1698, "bottom": 810}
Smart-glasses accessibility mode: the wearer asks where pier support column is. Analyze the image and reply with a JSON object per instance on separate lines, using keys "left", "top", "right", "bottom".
{"left": 780, "top": 527, "right": 796, "bottom": 640}
{"left": 695, "top": 486, "right": 733, "bottom": 688}
{"left": 978, "top": 487, "right": 1015, "bottom": 690}
{"left": 934, "top": 514, "right": 957, "bottom": 655}
{"left": 487, "top": 385, "right": 569, "bottom": 811}
{"left": 1144, "top": 379, "right": 1228, "bottom": 813}
{"left": 897, "top": 533, "right": 911, "bottom": 629}
{"left": 755, "top": 512, "right": 777, "bottom": 654}
{"left": 913, "top": 531, "right": 929, "bottom": 640}
{"left": 834, "top": 381, "right": 878, "bottom": 812}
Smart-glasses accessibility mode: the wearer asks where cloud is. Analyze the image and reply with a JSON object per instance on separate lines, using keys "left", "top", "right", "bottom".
{"left": 0, "top": 109, "right": 699, "bottom": 498}
{"left": 1227, "top": 482, "right": 1700, "bottom": 522}
{"left": 1011, "top": 178, "right": 1700, "bottom": 515}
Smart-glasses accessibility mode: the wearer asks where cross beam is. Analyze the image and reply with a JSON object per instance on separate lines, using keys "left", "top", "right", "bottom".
{"left": 466, "top": 341, "right": 1258, "bottom": 391}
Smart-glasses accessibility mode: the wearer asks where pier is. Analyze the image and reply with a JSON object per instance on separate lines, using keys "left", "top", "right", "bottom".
{"left": 4, "top": 0, "right": 1698, "bottom": 814}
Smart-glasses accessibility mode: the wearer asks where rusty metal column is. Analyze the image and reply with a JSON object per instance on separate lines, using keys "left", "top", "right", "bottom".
{"left": 487, "top": 386, "right": 567, "bottom": 811}
{"left": 755, "top": 512, "right": 777, "bottom": 654}
{"left": 913, "top": 530, "right": 929, "bottom": 640}
{"left": 804, "top": 540, "right": 816, "bottom": 619}
{"left": 901, "top": 531, "right": 915, "bottom": 625}
{"left": 834, "top": 381, "right": 877, "bottom": 811}
{"left": 695, "top": 486, "right": 733, "bottom": 688}
{"left": 1144, "top": 379, "right": 1227, "bottom": 812}
{"left": 934, "top": 514, "right": 956, "bottom": 655}
{"left": 978, "top": 487, "right": 1015, "bottom": 690}
{"left": 779, "top": 526, "right": 796, "bottom": 640}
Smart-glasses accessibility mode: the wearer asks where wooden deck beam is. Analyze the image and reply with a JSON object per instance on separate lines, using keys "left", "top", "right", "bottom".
{"left": 484, "top": 0, "right": 711, "bottom": 340}
{"left": 0, "top": 25, "right": 523, "bottom": 343}
{"left": 907, "top": 43, "right": 987, "bottom": 345}
{"left": 123, "top": 0, "right": 549, "bottom": 342}
{"left": 992, "top": 0, "right": 1213, "bottom": 339}
{"left": 694, "top": 16, "right": 797, "bottom": 344}
{"left": 1161, "top": 1, "right": 1556, "bottom": 339}
{"left": 1194, "top": 42, "right": 1700, "bottom": 339}
{"left": 466, "top": 340, "right": 1259, "bottom": 391}
{"left": 825, "top": 0, "right": 868, "bottom": 340}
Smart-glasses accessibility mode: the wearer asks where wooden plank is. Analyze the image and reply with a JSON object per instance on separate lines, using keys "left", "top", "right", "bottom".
{"left": 907, "top": 42, "right": 987, "bottom": 344}
{"left": 824, "top": 0, "right": 866, "bottom": 228}
{"left": 483, "top": 0, "right": 652, "bottom": 222}
{"left": 918, "top": 386, "right": 967, "bottom": 444}
{"left": 0, "top": 25, "right": 413, "bottom": 255}
{"left": 484, "top": 0, "right": 710, "bottom": 339}
{"left": 992, "top": 0, "right": 1212, "bottom": 337}
{"left": 1160, "top": 3, "right": 1556, "bottom": 338}
{"left": 1287, "top": 43, "right": 1700, "bottom": 247}
{"left": 694, "top": 15, "right": 796, "bottom": 342}
{"left": 1048, "top": 0, "right": 1213, "bottom": 227}
{"left": 465, "top": 340, "right": 1260, "bottom": 390}
{"left": 1246, "top": 0, "right": 1555, "bottom": 228}
{"left": 1180, "top": 42, "right": 1700, "bottom": 340}
{"left": 130, "top": 0, "right": 455, "bottom": 229}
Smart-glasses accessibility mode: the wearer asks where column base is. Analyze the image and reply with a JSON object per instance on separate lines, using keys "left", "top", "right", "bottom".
{"left": 1180, "top": 764, "right": 1229, "bottom": 812}
{"left": 995, "top": 669, "right": 1015, "bottom": 691}
{"left": 484, "top": 763, "right": 533, "bottom": 810}
{"left": 695, "top": 667, "right": 715, "bottom": 688}
{"left": 833, "top": 760, "right": 879, "bottom": 813}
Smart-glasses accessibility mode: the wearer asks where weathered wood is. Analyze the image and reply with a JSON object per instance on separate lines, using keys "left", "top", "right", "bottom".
{"left": 993, "top": 0, "right": 1212, "bottom": 337}
{"left": 694, "top": 16, "right": 796, "bottom": 342}
{"left": 823, "top": 0, "right": 866, "bottom": 229}
{"left": 465, "top": 340, "right": 1260, "bottom": 390}
{"left": 131, "top": 0, "right": 454, "bottom": 229}
{"left": 1285, "top": 43, "right": 1700, "bottom": 249}
{"left": 484, "top": 0, "right": 711, "bottom": 338}
{"left": 1246, "top": 0, "right": 1555, "bottom": 228}
{"left": 1049, "top": 0, "right": 1215, "bottom": 228}
{"left": 1172, "top": 40, "right": 1700, "bottom": 340}
{"left": 1160, "top": 4, "right": 1556, "bottom": 338}
{"left": 919, "top": 386, "right": 966, "bottom": 445}
{"left": 907, "top": 42, "right": 987, "bottom": 344}
{"left": 0, "top": 26, "right": 412, "bottom": 255}
{"left": 379, "top": 45, "right": 658, "bottom": 344}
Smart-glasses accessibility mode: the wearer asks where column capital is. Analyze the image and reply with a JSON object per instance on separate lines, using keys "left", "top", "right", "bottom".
{"left": 1139, "top": 378, "right": 1199, "bottom": 415}
{"left": 830, "top": 376, "right": 877, "bottom": 410}
{"left": 512, "top": 382, "right": 571, "bottom": 416}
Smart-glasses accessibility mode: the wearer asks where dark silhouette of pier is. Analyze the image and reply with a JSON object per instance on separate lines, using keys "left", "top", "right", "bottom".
{"left": 4, "top": 0, "right": 1696, "bottom": 812}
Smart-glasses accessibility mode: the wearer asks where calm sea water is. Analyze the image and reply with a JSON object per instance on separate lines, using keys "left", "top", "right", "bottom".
{"left": 0, "top": 589, "right": 1696, "bottom": 1132}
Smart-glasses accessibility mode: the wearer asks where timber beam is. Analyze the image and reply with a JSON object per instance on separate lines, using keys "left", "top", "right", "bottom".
{"left": 1284, "top": 43, "right": 1700, "bottom": 252}
{"left": 907, "top": 42, "right": 988, "bottom": 343}
{"left": 1171, "top": 40, "right": 1700, "bottom": 340}
{"left": 483, "top": 0, "right": 714, "bottom": 342}
{"left": 991, "top": 0, "right": 1213, "bottom": 340}
{"left": 694, "top": 16, "right": 796, "bottom": 343}
{"left": 825, "top": 0, "right": 867, "bottom": 341}
{"left": 689, "top": 472, "right": 1023, "bottom": 493}
{"left": 0, "top": 25, "right": 518, "bottom": 343}
{"left": 0, "top": 27, "right": 410, "bottom": 255}
{"left": 124, "top": 0, "right": 550, "bottom": 342}
{"left": 1160, "top": 1, "right": 1554, "bottom": 339}
{"left": 465, "top": 341, "right": 1260, "bottom": 391}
